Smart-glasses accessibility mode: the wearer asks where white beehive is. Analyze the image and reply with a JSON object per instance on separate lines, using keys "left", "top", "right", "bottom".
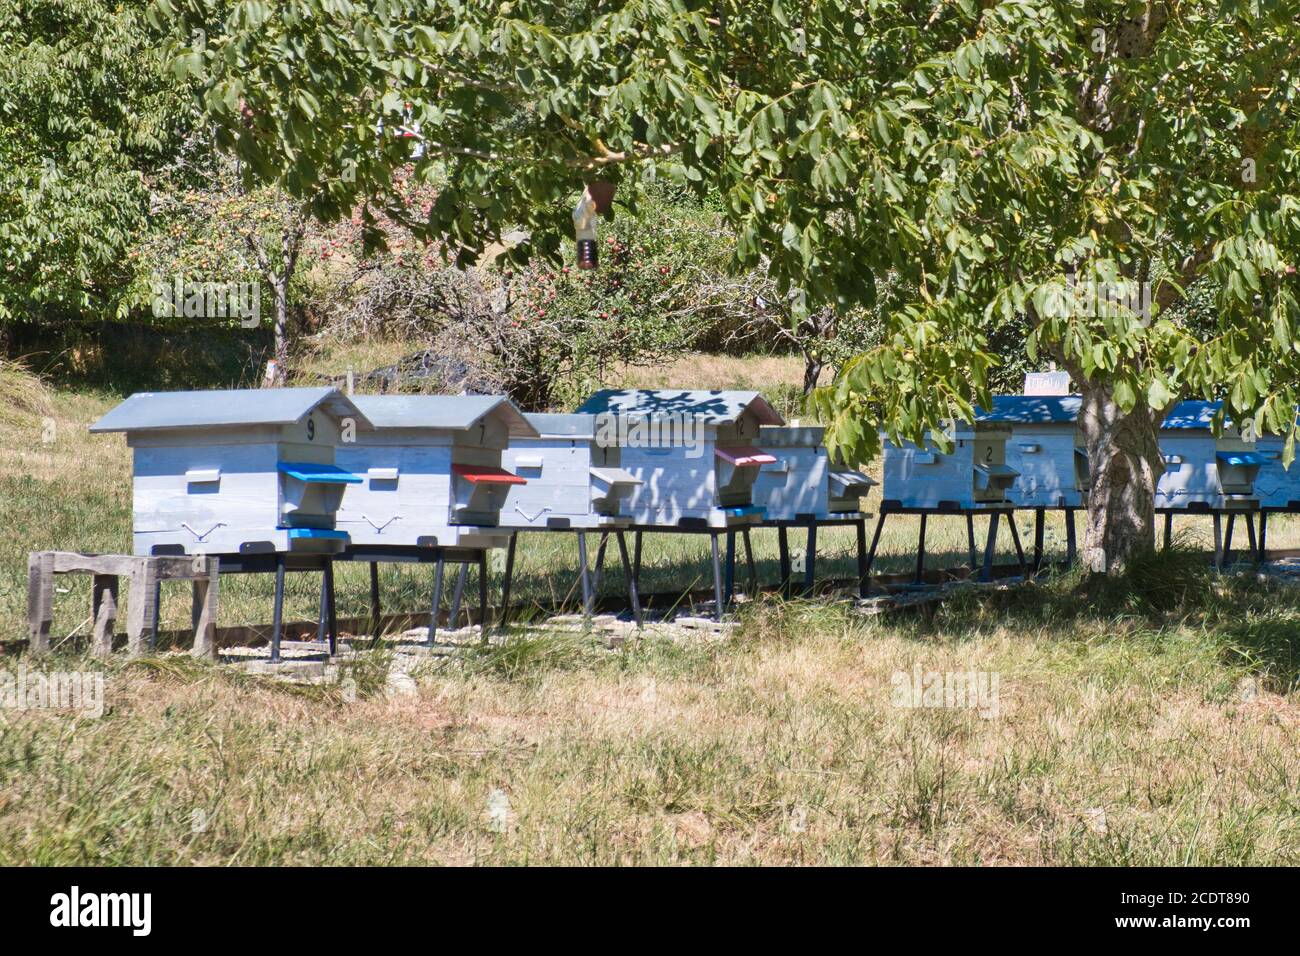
{"left": 880, "top": 421, "right": 1018, "bottom": 510}
{"left": 573, "top": 389, "right": 786, "bottom": 528}
{"left": 753, "top": 426, "right": 876, "bottom": 520}
{"left": 498, "top": 413, "right": 642, "bottom": 530}
{"left": 1254, "top": 433, "right": 1300, "bottom": 510}
{"left": 90, "top": 388, "right": 372, "bottom": 556}
{"left": 334, "top": 395, "right": 537, "bottom": 549}
{"left": 977, "top": 396, "right": 1087, "bottom": 509}
{"left": 1156, "top": 401, "right": 1261, "bottom": 509}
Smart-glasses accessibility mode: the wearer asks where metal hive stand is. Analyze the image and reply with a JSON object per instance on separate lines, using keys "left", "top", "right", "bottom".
{"left": 865, "top": 503, "right": 1030, "bottom": 585}
{"left": 496, "top": 529, "right": 643, "bottom": 630}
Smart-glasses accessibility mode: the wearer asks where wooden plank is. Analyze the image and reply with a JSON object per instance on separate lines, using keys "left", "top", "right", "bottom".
{"left": 26, "top": 552, "right": 55, "bottom": 655}
{"left": 190, "top": 558, "right": 220, "bottom": 660}
{"left": 50, "top": 552, "right": 209, "bottom": 579}
{"left": 91, "top": 575, "right": 119, "bottom": 657}
{"left": 125, "top": 558, "right": 160, "bottom": 657}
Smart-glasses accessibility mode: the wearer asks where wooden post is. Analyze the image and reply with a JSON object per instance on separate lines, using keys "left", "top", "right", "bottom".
{"left": 126, "top": 557, "right": 161, "bottom": 657}
{"left": 91, "top": 574, "right": 119, "bottom": 658}
{"left": 26, "top": 552, "right": 55, "bottom": 656}
{"left": 498, "top": 533, "right": 518, "bottom": 632}
{"left": 190, "top": 559, "right": 220, "bottom": 660}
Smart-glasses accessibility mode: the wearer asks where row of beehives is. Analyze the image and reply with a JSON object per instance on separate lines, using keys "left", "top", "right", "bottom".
{"left": 90, "top": 388, "right": 1298, "bottom": 558}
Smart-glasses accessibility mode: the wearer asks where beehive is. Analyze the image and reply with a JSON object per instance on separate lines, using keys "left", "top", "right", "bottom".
{"left": 753, "top": 425, "right": 876, "bottom": 520}
{"left": 976, "top": 396, "right": 1087, "bottom": 509}
{"left": 90, "top": 388, "right": 372, "bottom": 556}
{"left": 498, "top": 413, "right": 642, "bottom": 530}
{"left": 333, "top": 395, "right": 537, "bottom": 549}
{"left": 1254, "top": 432, "right": 1300, "bottom": 510}
{"left": 1157, "top": 401, "right": 1261, "bottom": 509}
{"left": 880, "top": 421, "right": 1018, "bottom": 510}
{"left": 573, "top": 389, "right": 786, "bottom": 528}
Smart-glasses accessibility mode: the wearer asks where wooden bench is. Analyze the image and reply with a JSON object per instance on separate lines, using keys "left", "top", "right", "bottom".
{"left": 27, "top": 552, "right": 220, "bottom": 658}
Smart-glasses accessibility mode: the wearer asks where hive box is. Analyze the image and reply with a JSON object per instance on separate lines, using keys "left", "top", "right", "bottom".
{"left": 334, "top": 395, "right": 538, "bottom": 549}
{"left": 1254, "top": 433, "right": 1300, "bottom": 510}
{"left": 1157, "top": 400, "right": 1261, "bottom": 509}
{"left": 880, "top": 421, "right": 1018, "bottom": 510}
{"left": 977, "top": 396, "right": 1087, "bottom": 509}
{"left": 574, "top": 389, "right": 787, "bottom": 528}
{"left": 498, "top": 413, "right": 642, "bottom": 530}
{"left": 90, "top": 388, "right": 372, "bottom": 556}
{"left": 753, "top": 426, "right": 876, "bottom": 521}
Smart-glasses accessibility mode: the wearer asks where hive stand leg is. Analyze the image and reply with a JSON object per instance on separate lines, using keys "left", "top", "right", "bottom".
{"left": 1163, "top": 512, "right": 1174, "bottom": 551}
{"left": 190, "top": 559, "right": 219, "bottom": 661}
{"left": 777, "top": 526, "right": 792, "bottom": 598}
{"left": 855, "top": 518, "right": 869, "bottom": 599}
{"left": 863, "top": 513, "right": 886, "bottom": 581}
{"left": 151, "top": 577, "right": 162, "bottom": 651}
{"left": 1006, "top": 513, "right": 1027, "bottom": 576}
{"left": 269, "top": 555, "right": 286, "bottom": 663}
{"left": 26, "top": 552, "right": 55, "bottom": 656}
{"left": 369, "top": 561, "right": 382, "bottom": 640}
{"left": 1032, "top": 509, "right": 1045, "bottom": 576}
{"left": 710, "top": 533, "right": 725, "bottom": 623}
{"left": 498, "top": 533, "right": 517, "bottom": 633}
{"left": 742, "top": 528, "right": 758, "bottom": 597}
{"left": 914, "top": 513, "right": 928, "bottom": 585}
{"left": 427, "top": 553, "right": 445, "bottom": 647}
{"left": 92, "top": 574, "right": 119, "bottom": 658}
{"left": 323, "top": 559, "right": 339, "bottom": 656}
{"left": 1212, "top": 513, "right": 1224, "bottom": 571}
{"left": 1258, "top": 512, "right": 1270, "bottom": 562}
{"left": 449, "top": 563, "right": 469, "bottom": 629}
{"left": 477, "top": 551, "right": 489, "bottom": 644}
{"left": 127, "top": 558, "right": 161, "bottom": 658}
{"left": 724, "top": 530, "right": 737, "bottom": 607}
{"left": 1066, "top": 509, "right": 1078, "bottom": 567}
{"left": 981, "top": 512, "right": 1000, "bottom": 583}
{"left": 965, "top": 513, "right": 978, "bottom": 570}
{"left": 316, "top": 570, "right": 329, "bottom": 644}
{"left": 804, "top": 524, "right": 818, "bottom": 597}
{"left": 1223, "top": 513, "right": 1236, "bottom": 567}
{"left": 632, "top": 531, "right": 643, "bottom": 594}
{"left": 576, "top": 533, "right": 594, "bottom": 617}
{"left": 1245, "top": 513, "right": 1258, "bottom": 563}
{"left": 591, "top": 532, "right": 610, "bottom": 597}
{"left": 616, "top": 532, "right": 643, "bottom": 627}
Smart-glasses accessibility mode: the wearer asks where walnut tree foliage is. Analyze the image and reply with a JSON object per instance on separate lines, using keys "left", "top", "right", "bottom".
{"left": 154, "top": 0, "right": 1299, "bottom": 463}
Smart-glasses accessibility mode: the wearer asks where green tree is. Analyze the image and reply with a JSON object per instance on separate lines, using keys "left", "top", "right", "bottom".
{"left": 0, "top": 0, "right": 198, "bottom": 334}
{"left": 156, "top": 0, "right": 1300, "bottom": 573}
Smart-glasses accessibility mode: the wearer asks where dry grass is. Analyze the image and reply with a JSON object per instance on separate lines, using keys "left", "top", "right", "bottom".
{"left": 1, "top": 349, "right": 1297, "bottom": 865}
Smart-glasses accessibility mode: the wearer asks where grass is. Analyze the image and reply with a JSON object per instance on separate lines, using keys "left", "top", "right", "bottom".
{"left": 0, "top": 345, "right": 1297, "bottom": 865}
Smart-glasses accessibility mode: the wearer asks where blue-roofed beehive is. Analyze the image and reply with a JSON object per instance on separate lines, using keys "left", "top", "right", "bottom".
{"left": 90, "top": 388, "right": 372, "bottom": 556}
{"left": 497, "top": 413, "right": 643, "bottom": 530}
{"left": 334, "top": 395, "right": 537, "bottom": 549}
{"left": 1254, "top": 427, "right": 1300, "bottom": 510}
{"left": 975, "top": 395, "right": 1087, "bottom": 509}
{"left": 1156, "top": 400, "right": 1261, "bottom": 508}
{"left": 880, "top": 418, "right": 1018, "bottom": 510}
{"left": 573, "top": 389, "right": 786, "bottom": 528}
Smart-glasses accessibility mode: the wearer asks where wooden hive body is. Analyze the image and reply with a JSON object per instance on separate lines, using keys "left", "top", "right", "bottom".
{"left": 977, "top": 396, "right": 1086, "bottom": 509}
{"left": 335, "top": 395, "right": 535, "bottom": 549}
{"left": 880, "top": 422, "right": 1017, "bottom": 510}
{"left": 1156, "top": 401, "right": 1261, "bottom": 509}
{"left": 753, "top": 425, "right": 876, "bottom": 521}
{"left": 574, "top": 390, "right": 786, "bottom": 528}
{"left": 1254, "top": 434, "right": 1300, "bottom": 509}
{"left": 90, "top": 388, "right": 370, "bottom": 556}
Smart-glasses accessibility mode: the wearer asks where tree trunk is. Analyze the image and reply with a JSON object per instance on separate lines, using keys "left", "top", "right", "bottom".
{"left": 272, "top": 279, "right": 288, "bottom": 385}
{"left": 1077, "top": 381, "right": 1166, "bottom": 574}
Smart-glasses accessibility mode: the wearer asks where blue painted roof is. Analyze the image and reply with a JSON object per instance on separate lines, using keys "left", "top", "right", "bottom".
{"left": 975, "top": 395, "right": 1082, "bottom": 424}
{"left": 1217, "top": 451, "right": 1263, "bottom": 467}
{"left": 1162, "top": 400, "right": 1223, "bottom": 430}
{"left": 576, "top": 389, "right": 785, "bottom": 426}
